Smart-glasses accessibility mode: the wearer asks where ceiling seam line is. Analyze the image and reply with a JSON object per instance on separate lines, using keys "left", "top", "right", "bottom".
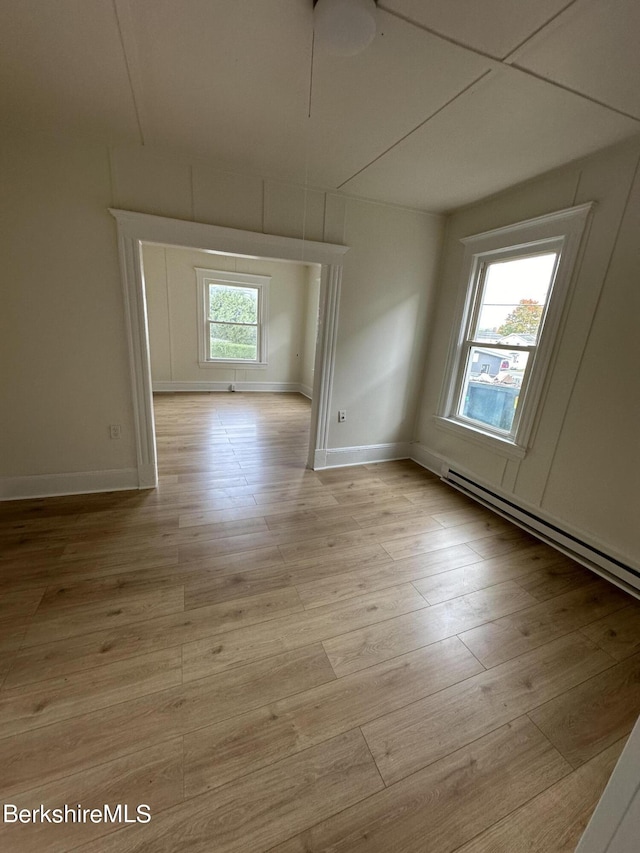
{"left": 112, "top": 0, "right": 146, "bottom": 146}
{"left": 377, "top": 4, "right": 499, "bottom": 62}
{"left": 507, "top": 64, "right": 640, "bottom": 122}
{"left": 380, "top": 3, "right": 640, "bottom": 124}
{"left": 501, "top": 0, "right": 582, "bottom": 61}
{"left": 336, "top": 70, "right": 492, "bottom": 189}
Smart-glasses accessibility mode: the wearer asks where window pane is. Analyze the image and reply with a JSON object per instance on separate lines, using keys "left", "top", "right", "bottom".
{"left": 210, "top": 323, "right": 258, "bottom": 360}
{"left": 474, "top": 253, "right": 557, "bottom": 345}
{"left": 458, "top": 346, "right": 530, "bottom": 433}
{"left": 209, "top": 284, "right": 258, "bottom": 323}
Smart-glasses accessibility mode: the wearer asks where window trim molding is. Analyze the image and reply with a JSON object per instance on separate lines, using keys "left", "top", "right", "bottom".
{"left": 195, "top": 268, "right": 271, "bottom": 368}
{"left": 437, "top": 202, "right": 594, "bottom": 454}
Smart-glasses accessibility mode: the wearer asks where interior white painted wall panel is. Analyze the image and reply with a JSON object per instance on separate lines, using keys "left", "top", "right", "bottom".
{"left": 0, "top": 136, "right": 440, "bottom": 494}
{"left": 301, "top": 267, "right": 321, "bottom": 395}
{"left": 415, "top": 136, "right": 640, "bottom": 567}
{"left": 192, "top": 166, "right": 264, "bottom": 233}
{"left": 142, "top": 243, "right": 173, "bottom": 382}
{"left": 0, "top": 132, "right": 137, "bottom": 480}
{"left": 329, "top": 198, "right": 444, "bottom": 449}
{"left": 263, "top": 182, "right": 326, "bottom": 243}
{"left": 110, "top": 145, "right": 193, "bottom": 220}
{"left": 512, "top": 141, "right": 640, "bottom": 505}
{"left": 541, "top": 158, "right": 640, "bottom": 550}
{"left": 142, "top": 244, "right": 310, "bottom": 386}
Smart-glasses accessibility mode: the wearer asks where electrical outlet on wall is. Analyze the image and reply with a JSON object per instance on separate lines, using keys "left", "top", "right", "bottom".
{"left": 109, "top": 424, "right": 122, "bottom": 439}
{"left": 338, "top": 410, "right": 346, "bottom": 423}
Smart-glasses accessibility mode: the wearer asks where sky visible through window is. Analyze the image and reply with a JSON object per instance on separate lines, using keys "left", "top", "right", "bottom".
{"left": 477, "top": 253, "right": 557, "bottom": 334}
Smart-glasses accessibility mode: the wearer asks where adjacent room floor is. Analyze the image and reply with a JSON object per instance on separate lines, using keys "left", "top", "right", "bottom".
{"left": 1, "top": 392, "right": 639, "bottom": 852}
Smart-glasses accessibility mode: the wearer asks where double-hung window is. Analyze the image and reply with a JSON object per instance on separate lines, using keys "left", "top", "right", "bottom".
{"left": 196, "top": 269, "right": 270, "bottom": 368}
{"left": 438, "top": 204, "right": 592, "bottom": 456}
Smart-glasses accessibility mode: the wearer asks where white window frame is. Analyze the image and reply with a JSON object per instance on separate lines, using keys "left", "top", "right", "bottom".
{"left": 436, "top": 203, "right": 593, "bottom": 458}
{"left": 196, "top": 268, "right": 270, "bottom": 368}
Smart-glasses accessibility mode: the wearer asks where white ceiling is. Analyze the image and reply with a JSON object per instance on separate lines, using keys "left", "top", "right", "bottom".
{"left": 1, "top": 0, "right": 639, "bottom": 213}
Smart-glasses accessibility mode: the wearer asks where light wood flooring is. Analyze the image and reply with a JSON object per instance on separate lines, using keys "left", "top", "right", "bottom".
{"left": 1, "top": 392, "right": 639, "bottom": 852}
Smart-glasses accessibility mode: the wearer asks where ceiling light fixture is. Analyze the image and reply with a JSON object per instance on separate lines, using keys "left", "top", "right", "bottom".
{"left": 313, "top": 0, "right": 377, "bottom": 57}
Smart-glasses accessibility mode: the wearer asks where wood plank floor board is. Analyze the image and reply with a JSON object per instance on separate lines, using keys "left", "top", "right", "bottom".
{"left": 177, "top": 515, "right": 269, "bottom": 543}
{"left": 296, "top": 543, "right": 480, "bottom": 609}
{"left": 178, "top": 493, "right": 339, "bottom": 528}
{"left": 182, "top": 584, "right": 428, "bottom": 681}
{"left": 183, "top": 636, "right": 482, "bottom": 796}
{"left": 411, "top": 544, "right": 567, "bottom": 604}
{"left": 5, "top": 587, "right": 305, "bottom": 687}
{"left": 182, "top": 544, "right": 395, "bottom": 610}
{"left": 178, "top": 516, "right": 365, "bottom": 563}
{"left": 270, "top": 717, "right": 571, "bottom": 853}
{"left": 529, "top": 652, "right": 640, "bottom": 767}
{"left": 466, "top": 526, "right": 539, "bottom": 558}
{"left": 278, "top": 516, "right": 459, "bottom": 565}
{"left": 36, "top": 571, "right": 192, "bottom": 615}
{"left": 323, "top": 581, "right": 537, "bottom": 676}
{"left": 453, "top": 738, "right": 626, "bottom": 853}
{"left": 0, "top": 739, "right": 184, "bottom": 853}
{"left": 20, "top": 586, "right": 185, "bottom": 647}
{"left": 515, "top": 558, "right": 598, "bottom": 601}
{"left": 361, "top": 632, "right": 613, "bottom": 785}
{"left": 0, "top": 644, "right": 334, "bottom": 797}
{"left": 0, "top": 588, "right": 46, "bottom": 653}
{"left": 61, "top": 530, "right": 180, "bottom": 560}
{"left": 381, "top": 518, "right": 513, "bottom": 561}
{"left": 0, "top": 393, "right": 635, "bottom": 852}
{"left": 75, "top": 730, "right": 384, "bottom": 853}
{"left": 580, "top": 602, "right": 640, "bottom": 660}
{"left": 459, "top": 580, "right": 631, "bottom": 668}
{"left": 0, "top": 552, "right": 181, "bottom": 597}
{"left": 0, "top": 647, "right": 183, "bottom": 737}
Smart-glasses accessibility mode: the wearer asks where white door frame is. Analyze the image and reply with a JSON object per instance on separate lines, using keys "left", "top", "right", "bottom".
{"left": 109, "top": 208, "right": 348, "bottom": 488}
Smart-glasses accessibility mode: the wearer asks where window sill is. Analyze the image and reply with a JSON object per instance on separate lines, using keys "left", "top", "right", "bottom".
{"left": 433, "top": 416, "right": 528, "bottom": 459}
{"left": 199, "top": 360, "right": 268, "bottom": 370}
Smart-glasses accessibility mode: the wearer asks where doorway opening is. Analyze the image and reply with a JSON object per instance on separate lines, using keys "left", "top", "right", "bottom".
{"left": 109, "top": 209, "right": 348, "bottom": 489}
{"left": 141, "top": 239, "right": 322, "bottom": 482}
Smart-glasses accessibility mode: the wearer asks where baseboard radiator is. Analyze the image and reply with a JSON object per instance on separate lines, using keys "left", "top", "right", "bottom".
{"left": 442, "top": 469, "right": 640, "bottom": 599}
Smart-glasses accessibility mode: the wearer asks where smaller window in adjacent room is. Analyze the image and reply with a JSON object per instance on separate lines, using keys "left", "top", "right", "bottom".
{"left": 196, "top": 268, "right": 270, "bottom": 368}
{"left": 437, "top": 204, "right": 593, "bottom": 456}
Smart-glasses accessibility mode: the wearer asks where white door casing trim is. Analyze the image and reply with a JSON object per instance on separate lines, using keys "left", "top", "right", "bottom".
{"left": 109, "top": 209, "right": 348, "bottom": 486}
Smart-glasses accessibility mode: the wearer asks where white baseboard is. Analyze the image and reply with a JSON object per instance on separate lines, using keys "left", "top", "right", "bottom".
{"left": 153, "top": 381, "right": 305, "bottom": 393}
{"left": 409, "top": 442, "right": 449, "bottom": 476}
{"left": 315, "top": 442, "right": 410, "bottom": 470}
{"left": 299, "top": 384, "right": 313, "bottom": 400}
{"left": 0, "top": 468, "right": 140, "bottom": 501}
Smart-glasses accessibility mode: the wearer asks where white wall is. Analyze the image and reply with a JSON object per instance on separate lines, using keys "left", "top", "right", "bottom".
{"left": 142, "top": 243, "right": 313, "bottom": 389}
{"left": 329, "top": 198, "right": 444, "bottom": 454}
{"left": 301, "top": 266, "right": 321, "bottom": 397}
{"left": 0, "top": 131, "right": 138, "bottom": 495}
{"left": 0, "top": 135, "right": 442, "bottom": 497}
{"left": 414, "top": 136, "right": 640, "bottom": 568}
